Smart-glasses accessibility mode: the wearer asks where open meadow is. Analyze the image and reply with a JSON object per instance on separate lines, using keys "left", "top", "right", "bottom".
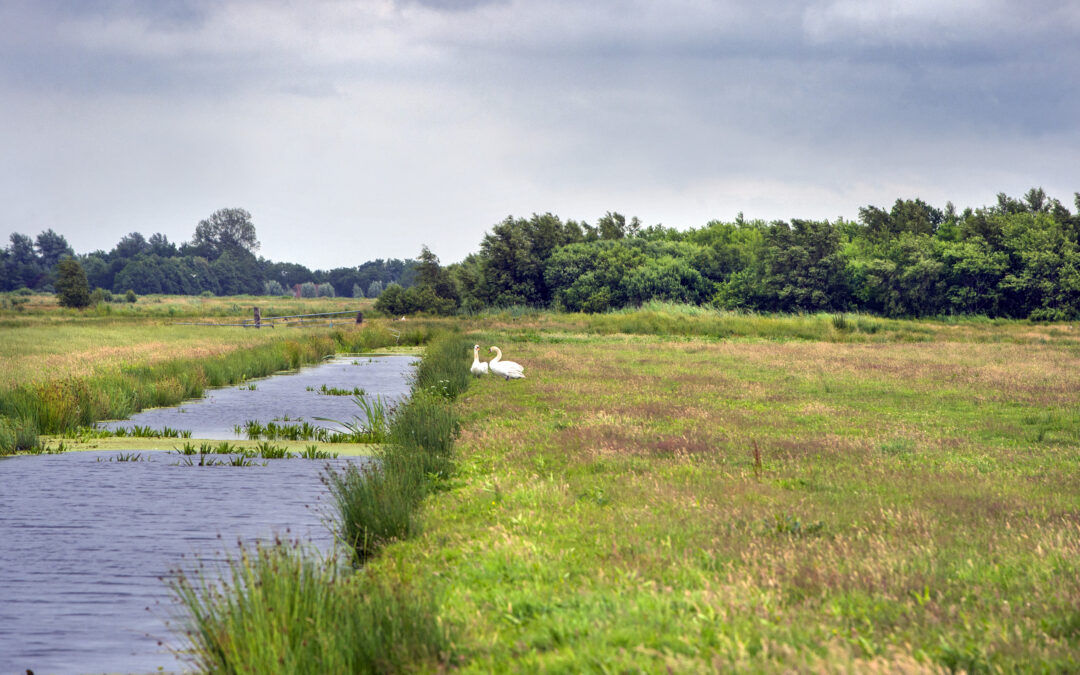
{"left": 370, "top": 309, "right": 1080, "bottom": 672}
{"left": 2, "top": 297, "right": 1079, "bottom": 671}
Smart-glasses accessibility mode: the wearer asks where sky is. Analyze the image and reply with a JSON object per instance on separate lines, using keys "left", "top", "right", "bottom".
{"left": 2, "top": 0, "right": 1079, "bottom": 269}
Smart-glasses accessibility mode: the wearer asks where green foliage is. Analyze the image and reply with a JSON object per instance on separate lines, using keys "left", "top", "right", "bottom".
{"left": 262, "top": 279, "right": 286, "bottom": 296}
{"left": 89, "top": 287, "right": 113, "bottom": 304}
{"left": 448, "top": 191, "right": 1080, "bottom": 319}
{"left": 54, "top": 258, "right": 91, "bottom": 308}
{"left": 170, "top": 543, "right": 450, "bottom": 673}
{"left": 324, "top": 332, "right": 466, "bottom": 564}
{"left": 191, "top": 207, "right": 259, "bottom": 259}
{"left": 375, "top": 247, "right": 459, "bottom": 316}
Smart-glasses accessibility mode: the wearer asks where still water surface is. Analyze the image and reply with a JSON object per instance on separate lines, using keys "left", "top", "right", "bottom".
{"left": 0, "top": 355, "right": 415, "bottom": 674}
{"left": 100, "top": 355, "right": 417, "bottom": 438}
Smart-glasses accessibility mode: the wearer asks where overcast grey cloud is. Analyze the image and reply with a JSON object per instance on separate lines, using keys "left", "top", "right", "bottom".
{"left": 2, "top": 0, "right": 1078, "bottom": 268}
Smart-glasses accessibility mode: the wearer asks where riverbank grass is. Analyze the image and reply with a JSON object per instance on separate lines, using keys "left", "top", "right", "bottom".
{"left": 170, "top": 542, "right": 448, "bottom": 674}
{"left": 369, "top": 324, "right": 1080, "bottom": 672}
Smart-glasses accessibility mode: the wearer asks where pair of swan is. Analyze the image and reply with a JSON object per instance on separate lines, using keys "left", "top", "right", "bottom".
{"left": 471, "top": 344, "right": 526, "bottom": 380}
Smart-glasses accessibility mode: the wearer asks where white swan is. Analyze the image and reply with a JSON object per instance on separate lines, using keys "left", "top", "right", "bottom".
{"left": 488, "top": 346, "right": 525, "bottom": 380}
{"left": 470, "top": 344, "right": 489, "bottom": 377}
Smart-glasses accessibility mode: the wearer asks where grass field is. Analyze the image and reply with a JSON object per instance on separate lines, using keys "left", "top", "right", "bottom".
{"left": 0, "top": 294, "right": 427, "bottom": 452}
{"left": 4, "top": 297, "right": 1079, "bottom": 670}
{"left": 366, "top": 317, "right": 1080, "bottom": 672}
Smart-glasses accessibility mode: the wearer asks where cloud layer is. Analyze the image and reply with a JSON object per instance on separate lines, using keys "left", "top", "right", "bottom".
{"left": 2, "top": 0, "right": 1078, "bottom": 267}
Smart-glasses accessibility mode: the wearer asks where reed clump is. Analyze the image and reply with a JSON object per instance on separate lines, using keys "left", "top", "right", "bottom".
{"left": 170, "top": 542, "right": 449, "bottom": 674}
{"left": 323, "top": 332, "right": 470, "bottom": 564}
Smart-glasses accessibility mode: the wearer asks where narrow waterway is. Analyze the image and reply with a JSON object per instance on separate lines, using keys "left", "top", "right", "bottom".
{"left": 0, "top": 355, "right": 416, "bottom": 674}
{"left": 100, "top": 354, "right": 417, "bottom": 438}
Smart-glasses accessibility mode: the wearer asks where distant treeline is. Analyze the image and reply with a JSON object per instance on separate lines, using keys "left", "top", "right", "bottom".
{"left": 374, "top": 188, "right": 1080, "bottom": 320}
{"left": 1, "top": 208, "right": 415, "bottom": 298}
{"left": 6, "top": 190, "right": 1080, "bottom": 319}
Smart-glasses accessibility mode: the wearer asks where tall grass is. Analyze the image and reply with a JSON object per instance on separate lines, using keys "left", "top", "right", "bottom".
{"left": 172, "top": 331, "right": 470, "bottom": 670}
{"left": 324, "top": 332, "right": 469, "bottom": 564}
{"left": 170, "top": 542, "right": 449, "bottom": 674}
{"left": 323, "top": 459, "right": 426, "bottom": 561}
{"left": 0, "top": 321, "right": 435, "bottom": 452}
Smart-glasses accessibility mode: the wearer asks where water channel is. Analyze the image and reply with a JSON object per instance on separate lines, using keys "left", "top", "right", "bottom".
{"left": 0, "top": 355, "right": 417, "bottom": 674}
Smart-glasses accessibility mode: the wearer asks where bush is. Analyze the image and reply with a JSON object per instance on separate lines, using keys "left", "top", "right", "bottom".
{"left": 55, "top": 258, "right": 91, "bottom": 309}
{"left": 263, "top": 279, "right": 286, "bottom": 296}
{"left": 125, "top": 289, "right": 137, "bottom": 303}
{"left": 89, "top": 287, "right": 113, "bottom": 304}
{"left": 300, "top": 281, "right": 318, "bottom": 298}
{"left": 317, "top": 282, "right": 336, "bottom": 298}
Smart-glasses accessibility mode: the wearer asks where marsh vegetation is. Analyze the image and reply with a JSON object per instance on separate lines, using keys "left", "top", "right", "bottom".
{"left": 3, "top": 295, "right": 1077, "bottom": 672}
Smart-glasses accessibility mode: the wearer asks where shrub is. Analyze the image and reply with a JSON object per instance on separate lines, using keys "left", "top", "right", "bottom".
{"left": 89, "top": 288, "right": 113, "bottom": 304}
{"left": 317, "top": 282, "right": 336, "bottom": 297}
{"left": 125, "top": 289, "right": 137, "bottom": 303}
{"left": 300, "top": 281, "right": 318, "bottom": 298}
{"left": 263, "top": 279, "right": 286, "bottom": 296}
{"left": 55, "top": 258, "right": 91, "bottom": 309}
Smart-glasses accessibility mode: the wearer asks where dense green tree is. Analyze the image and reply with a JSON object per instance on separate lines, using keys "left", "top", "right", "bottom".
{"left": 849, "top": 234, "right": 945, "bottom": 317}
{"left": 939, "top": 237, "right": 1008, "bottom": 315}
{"left": 374, "top": 283, "right": 406, "bottom": 315}
{"left": 111, "top": 232, "right": 150, "bottom": 260}
{"left": 55, "top": 258, "right": 91, "bottom": 308}
{"left": 624, "top": 256, "right": 712, "bottom": 306}
{"left": 191, "top": 208, "right": 259, "bottom": 260}
{"left": 148, "top": 233, "right": 178, "bottom": 257}
{"left": 998, "top": 213, "right": 1080, "bottom": 318}
{"left": 545, "top": 241, "right": 646, "bottom": 311}
{"left": 35, "top": 229, "right": 74, "bottom": 268}
{"left": 5, "top": 233, "right": 43, "bottom": 289}
{"left": 476, "top": 214, "right": 583, "bottom": 306}
{"left": 79, "top": 254, "right": 111, "bottom": 290}
{"left": 757, "top": 219, "right": 850, "bottom": 312}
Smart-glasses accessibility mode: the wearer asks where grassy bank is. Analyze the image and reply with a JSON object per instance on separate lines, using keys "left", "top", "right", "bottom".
{"left": 170, "top": 331, "right": 472, "bottom": 672}
{"left": 362, "top": 316, "right": 1080, "bottom": 671}
{"left": 0, "top": 302, "right": 442, "bottom": 453}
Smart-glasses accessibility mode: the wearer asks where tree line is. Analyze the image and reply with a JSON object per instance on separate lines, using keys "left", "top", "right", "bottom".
{"left": 7, "top": 191, "right": 1079, "bottom": 319}
{"left": 375, "top": 188, "right": 1080, "bottom": 320}
{"left": 1, "top": 208, "right": 416, "bottom": 301}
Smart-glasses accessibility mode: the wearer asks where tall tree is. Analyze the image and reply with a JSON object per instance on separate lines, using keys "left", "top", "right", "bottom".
{"left": 35, "top": 229, "right": 74, "bottom": 268}
{"left": 6, "top": 233, "right": 42, "bottom": 289}
{"left": 111, "top": 232, "right": 150, "bottom": 260}
{"left": 192, "top": 208, "right": 260, "bottom": 259}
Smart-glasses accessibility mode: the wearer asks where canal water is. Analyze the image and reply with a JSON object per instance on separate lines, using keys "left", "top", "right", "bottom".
{"left": 0, "top": 355, "right": 416, "bottom": 674}
{"left": 100, "top": 354, "right": 417, "bottom": 438}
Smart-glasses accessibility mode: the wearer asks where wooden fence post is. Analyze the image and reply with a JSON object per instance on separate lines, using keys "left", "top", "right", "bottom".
{"left": 253, "top": 306, "right": 261, "bottom": 328}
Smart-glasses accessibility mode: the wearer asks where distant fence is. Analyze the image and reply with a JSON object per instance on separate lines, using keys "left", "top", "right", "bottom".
{"left": 175, "top": 308, "right": 364, "bottom": 329}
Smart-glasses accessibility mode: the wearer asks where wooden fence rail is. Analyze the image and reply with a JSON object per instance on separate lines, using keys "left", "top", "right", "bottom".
{"left": 175, "top": 308, "right": 364, "bottom": 328}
